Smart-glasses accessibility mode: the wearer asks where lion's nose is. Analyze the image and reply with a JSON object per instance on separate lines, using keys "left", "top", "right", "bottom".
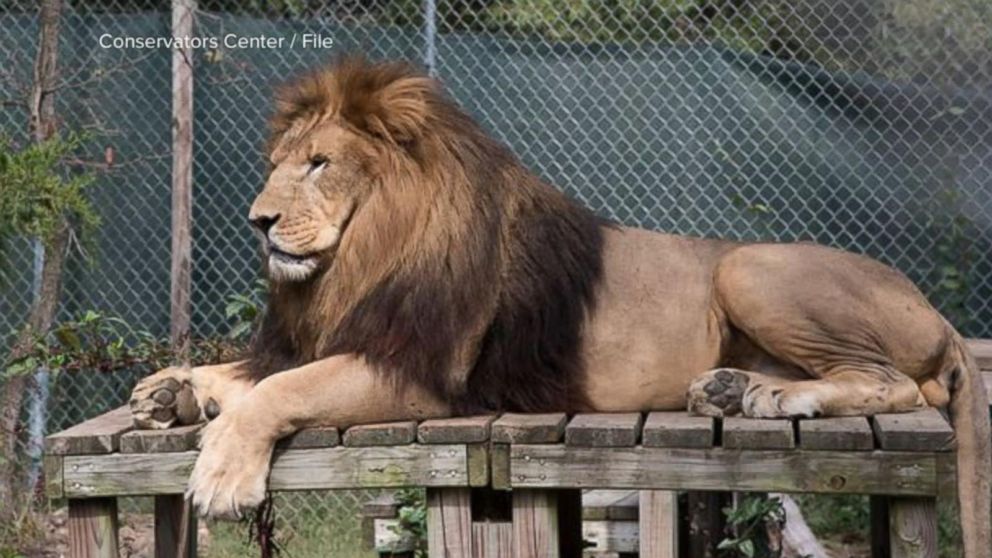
{"left": 249, "top": 213, "right": 280, "bottom": 235}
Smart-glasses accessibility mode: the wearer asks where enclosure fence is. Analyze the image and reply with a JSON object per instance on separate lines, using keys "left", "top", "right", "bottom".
{"left": 1, "top": 0, "right": 990, "bottom": 554}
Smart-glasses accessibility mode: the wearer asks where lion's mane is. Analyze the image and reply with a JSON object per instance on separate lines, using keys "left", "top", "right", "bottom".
{"left": 248, "top": 58, "right": 606, "bottom": 413}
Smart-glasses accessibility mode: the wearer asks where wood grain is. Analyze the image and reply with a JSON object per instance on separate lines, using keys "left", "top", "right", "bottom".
{"left": 512, "top": 490, "right": 561, "bottom": 558}
{"left": 639, "top": 490, "right": 679, "bottom": 558}
{"left": 642, "top": 412, "right": 714, "bottom": 448}
{"left": 723, "top": 418, "right": 795, "bottom": 449}
{"left": 471, "top": 521, "right": 512, "bottom": 558}
{"left": 154, "top": 494, "right": 195, "bottom": 558}
{"left": 427, "top": 487, "right": 473, "bottom": 558}
{"left": 343, "top": 421, "right": 416, "bottom": 447}
{"left": 120, "top": 424, "right": 201, "bottom": 453}
{"left": 888, "top": 497, "right": 938, "bottom": 558}
{"left": 799, "top": 417, "right": 873, "bottom": 451}
{"left": 419, "top": 416, "right": 495, "bottom": 444}
{"left": 491, "top": 413, "right": 567, "bottom": 444}
{"left": 872, "top": 410, "right": 954, "bottom": 452}
{"left": 45, "top": 406, "right": 134, "bottom": 455}
{"left": 565, "top": 413, "right": 643, "bottom": 447}
{"left": 68, "top": 497, "right": 119, "bottom": 558}
{"left": 508, "top": 446, "right": 939, "bottom": 496}
{"left": 277, "top": 426, "right": 340, "bottom": 449}
{"left": 63, "top": 445, "right": 471, "bottom": 496}
{"left": 582, "top": 490, "right": 638, "bottom": 521}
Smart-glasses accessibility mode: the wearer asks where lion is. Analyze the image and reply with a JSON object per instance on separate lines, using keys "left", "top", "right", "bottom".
{"left": 129, "top": 57, "right": 990, "bottom": 556}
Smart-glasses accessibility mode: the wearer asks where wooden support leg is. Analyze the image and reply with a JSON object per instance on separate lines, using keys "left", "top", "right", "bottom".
{"left": 427, "top": 487, "right": 473, "bottom": 558}
{"left": 68, "top": 498, "right": 119, "bottom": 558}
{"left": 887, "top": 497, "right": 938, "bottom": 558}
{"left": 154, "top": 495, "right": 197, "bottom": 558}
{"left": 511, "top": 489, "right": 582, "bottom": 558}
{"left": 640, "top": 490, "right": 679, "bottom": 558}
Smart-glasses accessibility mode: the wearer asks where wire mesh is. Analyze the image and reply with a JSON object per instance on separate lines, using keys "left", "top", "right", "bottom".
{"left": 1, "top": 0, "right": 990, "bottom": 554}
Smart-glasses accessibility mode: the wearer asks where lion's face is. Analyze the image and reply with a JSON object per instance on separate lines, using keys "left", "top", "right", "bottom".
{"left": 249, "top": 121, "right": 376, "bottom": 282}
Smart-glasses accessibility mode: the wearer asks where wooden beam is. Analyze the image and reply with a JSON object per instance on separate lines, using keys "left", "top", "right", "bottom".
{"left": 154, "top": 494, "right": 196, "bottom": 558}
{"left": 872, "top": 410, "right": 954, "bottom": 452}
{"left": 68, "top": 498, "right": 119, "bottom": 558}
{"left": 63, "top": 445, "right": 471, "bottom": 496}
{"left": 120, "top": 424, "right": 201, "bottom": 453}
{"left": 723, "top": 418, "right": 795, "bottom": 449}
{"left": 45, "top": 406, "right": 134, "bottom": 455}
{"left": 888, "top": 497, "right": 938, "bottom": 558}
{"left": 565, "top": 413, "right": 643, "bottom": 447}
{"left": 427, "top": 487, "right": 473, "bottom": 558}
{"left": 169, "top": 0, "right": 195, "bottom": 359}
{"left": 799, "top": 417, "right": 873, "bottom": 451}
{"left": 419, "top": 416, "right": 495, "bottom": 444}
{"left": 491, "top": 413, "right": 567, "bottom": 444}
{"left": 508, "top": 446, "right": 940, "bottom": 496}
{"left": 470, "top": 521, "right": 512, "bottom": 558}
{"left": 511, "top": 490, "right": 561, "bottom": 558}
{"left": 966, "top": 338, "right": 992, "bottom": 369}
{"left": 639, "top": 490, "right": 678, "bottom": 558}
{"left": 642, "top": 412, "right": 714, "bottom": 448}
{"left": 343, "top": 421, "right": 417, "bottom": 447}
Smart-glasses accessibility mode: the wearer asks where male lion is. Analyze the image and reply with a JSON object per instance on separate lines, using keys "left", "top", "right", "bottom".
{"left": 130, "top": 58, "right": 990, "bottom": 556}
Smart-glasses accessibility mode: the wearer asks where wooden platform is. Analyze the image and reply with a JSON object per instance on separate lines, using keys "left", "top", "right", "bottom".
{"left": 44, "top": 338, "right": 992, "bottom": 558}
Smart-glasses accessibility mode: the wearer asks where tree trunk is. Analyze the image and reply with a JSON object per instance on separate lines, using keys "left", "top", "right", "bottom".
{"left": 0, "top": 0, "right": 64, "bottom": 518}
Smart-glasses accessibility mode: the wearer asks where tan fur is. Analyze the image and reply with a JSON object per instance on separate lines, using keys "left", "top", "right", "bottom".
{"left": 128, "top": 58, "right": 989, "bottom": 556}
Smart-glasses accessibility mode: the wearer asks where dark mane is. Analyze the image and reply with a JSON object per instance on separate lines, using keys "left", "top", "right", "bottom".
{"left": 249, "top": 57, "right": 605, "bottom": 413}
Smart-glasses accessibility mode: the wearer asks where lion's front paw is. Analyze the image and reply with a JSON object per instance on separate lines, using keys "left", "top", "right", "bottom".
{"left": 130, "top": 366, "right": 200, "bottom": 429}
{"left": 687, "top": 368, "right": 750, "bottom": 417}
{"left": 187, "top": 408, "right": 275, "bottom": 519}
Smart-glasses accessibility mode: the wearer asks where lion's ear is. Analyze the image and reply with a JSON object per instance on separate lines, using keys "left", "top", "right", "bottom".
{"left": 340, "top": 66, "right": 434, "bottom": 146}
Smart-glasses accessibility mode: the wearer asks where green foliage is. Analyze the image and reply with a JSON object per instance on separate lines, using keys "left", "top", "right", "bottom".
{"left": 0, "top": 132, "right": 99, "bottom": 253}
{"left": 388, "top": 488, "right": 427, "bottom": 557}
{"left": 225, "top": 279, "right": 268, "bottom": 341}
{"left": 719, "top": 495, "right": 784, "bottom": 558}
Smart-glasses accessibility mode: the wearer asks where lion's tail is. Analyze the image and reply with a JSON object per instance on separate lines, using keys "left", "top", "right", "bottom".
{"left": 945, "top": 331, "right": 991, "bottom": 558}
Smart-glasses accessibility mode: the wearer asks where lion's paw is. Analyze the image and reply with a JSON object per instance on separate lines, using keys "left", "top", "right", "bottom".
{"left": 130, "top": 366, "right": 200, "bottom": 429}
{"left": 687, "top": 368, "right": 750, "bottom": 417}
{"left": 187, "top": 407, "right": 274, "bottom": 519}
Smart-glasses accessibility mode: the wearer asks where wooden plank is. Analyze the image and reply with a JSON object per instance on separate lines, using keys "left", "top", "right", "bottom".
{"left": 44, "top": 455, "right": 63, "bottom": 499}
{"left": 120, "top": 424, "right": 202, "bottom": 453}
{"left": 582, "top": 490, "right": 638, "bottom": 521}
{"left": 491, "top": 413, "right": 567, "bottom": 444}
{"left": 361, "top": 493, "right": 400, "bottom": 519}
{"left": 467, "top": 443, "right": 489, "bottom": 487}
{"left": 982, "top": 371, "right": 992, "bottom": 407}
{"left": 471, "top": 521, "right": 512, "bottom": 558}
{"left": 427, "top": 487, "right": 473, "bottom": 558}
{"left": 45, "top": 406, "right": 134, "bottom": 455}
{"left": 639, "top": 490, "right": 678, "bottom": 558}
{"left": 888, "top": 497, "right": 937, "bottom": 558}
{"left": 723, "top": 418, "right": 795, "bottom": 449}
{"left": 419, "top": 415, "right": 495, "bottom": 444}
{"left": 799, "top": 417, "right": 873, "bottom": 451}
{"left": 512, "top": 490, "right": 561, "bottom": 558}
{"left": 491, "top": 443, "right": 511, "bottom": 491}
{"left": 565, "top": 413, "right": 643, "bottom": 447}
{"left": 872, "top": 409, "right": 954, "bottom": 452}
{"left": 63, "top": 445, "right": 470, "bottom": 497}
{"left": 277, "top": 426, "right": 339, "bottom": 449}
{"left": 642, "top": 412, "right": 714, "bottom": 448}
{"left": 154, "top": 495, "right": 195, "bottom": 558}
{"left": 508, "top": 446, "right": 939, "bottom": 496}
{"left": 581, "top": 520, "right": 638, "bottom": 554}
{"left": 966, "top": 338, "right": 992, "bottom": 369}
{"left": 68, "top": 498, "right": 119, "bottom": 558}
{"left": 343, "top": 421, "right": 416, "bottom": 447}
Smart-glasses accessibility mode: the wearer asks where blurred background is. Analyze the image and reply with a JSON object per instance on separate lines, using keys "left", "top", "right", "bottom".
{"left": 0, "top": 0, "right": 990, "bottom": 556}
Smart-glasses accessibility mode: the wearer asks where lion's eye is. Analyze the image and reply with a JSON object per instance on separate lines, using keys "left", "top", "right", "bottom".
{"left": 307, "top": 154, "right": 328, "bottom": 173}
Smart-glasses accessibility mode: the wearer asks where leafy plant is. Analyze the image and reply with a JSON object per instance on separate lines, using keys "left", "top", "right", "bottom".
{"left": 0, "top": 132, "right": 99, "bottom": 254}
{"left": 225, "top": 279, "right": 268, "bottom": 341}
{"left": 719, "top": 495, "right": 785, "bottom": 558}
{"left": 388, "top": 488, "right": 427, "bottom": 557}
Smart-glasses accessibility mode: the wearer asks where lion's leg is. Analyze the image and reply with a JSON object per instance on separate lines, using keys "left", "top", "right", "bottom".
{"left": 186, "top": 354, "right": 450, "bottom": 518}
{"left": 130, "top": 360, "right": 254, "bottom": 429}
{"left": 688, "top": 366, "right": 925, "bottom": 418}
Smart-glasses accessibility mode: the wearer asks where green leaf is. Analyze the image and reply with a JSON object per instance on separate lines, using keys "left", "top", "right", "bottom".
{"left": 740, "top": 539, "right": 755, "bottom": 558}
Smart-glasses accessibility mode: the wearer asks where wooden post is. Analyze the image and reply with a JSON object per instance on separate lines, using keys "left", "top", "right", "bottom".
{"left": 68, "top": 498, "right": 119, "bottom": 558}
{"left": 427, "top": 487, "right": 473, "bottom": 558}
{"left": 170, "top": 0, "right": 195, "bottom": 360}
{"left": 888, "top": 498, "right": 938, "bottom": 558}
{"left": 511, "top": 489, "right": 582, "bottom": 558}
{"left": 640, "top": 490, "right": 679, "bottom": 558}
{"left": 155, "top": 495, "right": 196, "bottom": 558}
{"left": 169, "top": 0, "right": 197, "bottom": 551}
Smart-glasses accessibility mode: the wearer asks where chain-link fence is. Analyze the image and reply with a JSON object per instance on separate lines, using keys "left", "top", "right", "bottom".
{"left": 1, "top": 0, "right": 991, "bottom": 555}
